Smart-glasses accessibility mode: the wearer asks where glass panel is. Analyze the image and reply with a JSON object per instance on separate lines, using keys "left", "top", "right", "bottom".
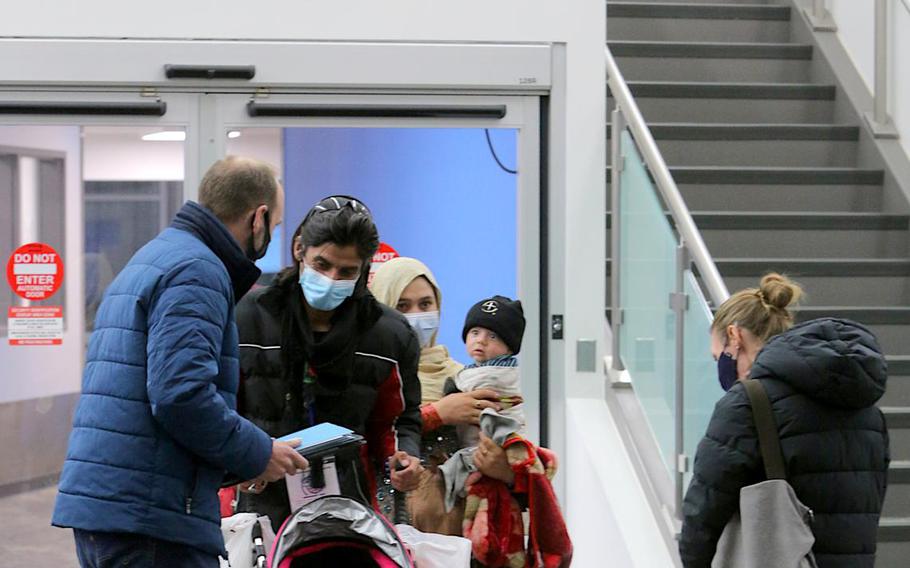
{"left": 683, "top": 270, "right": 721, "bottom": 488}
{"left": 82, "top": 127, "right": 185, "bottom": 332}
{"left": 617, "top": 130, "right": 678, "bottom": 474}
{"left": 83, "top": 182, "right": 182, "bottom": 330}
{"left": 0, "top": 145, "right": 67, "bottom": 334}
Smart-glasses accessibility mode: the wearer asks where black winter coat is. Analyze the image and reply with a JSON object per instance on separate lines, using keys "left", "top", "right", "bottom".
{"left": 680, "top": 318, "right": 889, "bottom": 568}
{"left": 234, "top": 275, "right": 422, "bottom": 526}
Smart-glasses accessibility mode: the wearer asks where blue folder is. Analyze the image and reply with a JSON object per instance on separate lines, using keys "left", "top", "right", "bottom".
{"left": 276, "top": 422, "right": 358, "bottom": 454}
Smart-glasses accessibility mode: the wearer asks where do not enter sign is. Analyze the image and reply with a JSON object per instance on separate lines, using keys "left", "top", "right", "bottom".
{"left": 6, "top": 243, "right": 64, "bottom": 301}
{"left": 368, "top": 243, "right": 399, "bottom": 286}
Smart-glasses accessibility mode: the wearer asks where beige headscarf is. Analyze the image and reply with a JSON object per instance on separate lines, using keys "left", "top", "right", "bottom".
{"left": 371, "top": 257, "right": 463, "bottom": 404}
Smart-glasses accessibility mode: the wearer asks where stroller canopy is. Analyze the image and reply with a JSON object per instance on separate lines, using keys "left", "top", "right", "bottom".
{"left": 268, "top": 495, "right": 413, "bottom": 568}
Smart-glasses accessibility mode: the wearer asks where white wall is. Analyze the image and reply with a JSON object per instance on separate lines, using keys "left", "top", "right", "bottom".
{"left": 3, "top": 1, "right": 596, "bottom": 45}
{"left": 829, "top": 0, "right": 910, "bottom": 158}
{"left": 567, "top": 398, "right": 677, "bottom": 568}
{"left": 0, "top": 126, "right": 84, "bottom": 403}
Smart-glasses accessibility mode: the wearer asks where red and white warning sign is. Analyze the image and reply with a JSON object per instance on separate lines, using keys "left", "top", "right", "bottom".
{"left": 368, "top": 243, "right": 399, "bottom": 286}
{"left": 8, "top": 306, "right": 64, "bottom": 346}
{"left": 6, "top": 243, "right": 64, "bottom": 301}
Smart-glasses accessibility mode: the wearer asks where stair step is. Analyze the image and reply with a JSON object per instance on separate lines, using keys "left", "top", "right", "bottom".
{"left": 895, "top": 427, "right": 910, "bottom": 466}
{"left": 882, "top": 407, "right": 910, "bottom": 429}
{"left": 609, "top": 93, "right": 836, "bottom": 124}
{"left": 609, "top": 41, "right": 812, "bottom": 60}
{"left": 889, "top": 356, "right": 910, "bottom": 375}
{"left": 877, "top": 539, "right": 910, "bottom": 566}
{"left": 606, "top": 124, "right": 861, "bottom": 167}
{"left": 611, "top": 41, "right": 813, "bottom": 82}
{"left": 891, "top": 461, "right": 910, "bottom": 484}
{"left": 669, "top": 166, "right": 884, "bottom": 185}
{"left": 607, "top": 4, "right": 792, "bottom": 42}
{"left": 794, "top": 307, "right": 910, "bottom": 326}
{"left": 678, "top": 183, "right": 882, "bottom": 212}
{"left": 720, "top": 274, "right": 910, "bottom": 307}
{"left": 702, "top": 229, "right": 909, "bottom": 260}
{"left": 608, "top": 2, "right": 790, "bottom": 20}
{"left": 883, "top": 463, "right": 910, "bottom": 517}
{"left": 879, "top": 517, "right": 910, "bottom": 541}
{"left": 608, "top": 123, "right": 859, "bottom": 141}
{"left": 606, "top": 165, "right": 884, "bottom": 185}
{"left": 693, "top": 212, "right": 908, "bottom": 230}
{"left": 715, "top": 258, "right": 910, "bottom": 276}
{"left": 606, "top": 211, "right": 908, "bottom": 231}
{"left": 881, "top": 358, "right": 910, "bottom": 407}
{"left": 663, "top": 140, "right": 857, "bottom": 167}
{"left": 607, "top": 80, "right": 837, "bottom": 124}
{"left": 621, "top": 81, "right": 837, "bottom": 100}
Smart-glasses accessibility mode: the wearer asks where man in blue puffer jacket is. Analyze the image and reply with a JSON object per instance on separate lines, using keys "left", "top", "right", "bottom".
{"left": 52, "top": 157, "right": 308, "bottom": 568}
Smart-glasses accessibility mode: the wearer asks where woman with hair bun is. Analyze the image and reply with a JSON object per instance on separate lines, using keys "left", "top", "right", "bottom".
{"left": 679, "top": 273, "right": 889, "bottom": 567}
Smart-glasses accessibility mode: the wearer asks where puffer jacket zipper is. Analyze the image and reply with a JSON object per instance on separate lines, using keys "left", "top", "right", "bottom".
{"left": 186, "top": 466, "right": 198, "bottom": 514}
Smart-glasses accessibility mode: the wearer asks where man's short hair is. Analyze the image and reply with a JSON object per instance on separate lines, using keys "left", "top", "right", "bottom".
{"left": 198, "top": 156, "right": 279, "bottom": 223}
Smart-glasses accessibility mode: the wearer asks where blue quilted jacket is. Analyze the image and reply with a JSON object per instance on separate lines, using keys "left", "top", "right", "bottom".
{"left": 52, "top": 201, "right": 273, "bottom": 556}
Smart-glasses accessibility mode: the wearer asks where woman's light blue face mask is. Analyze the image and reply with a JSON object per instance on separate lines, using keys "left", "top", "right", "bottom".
{"left": 299, "top": 263, "right": 358, "bottom": 311}
{"left": 404, "top": 311, "right": 440, "bottom": 348}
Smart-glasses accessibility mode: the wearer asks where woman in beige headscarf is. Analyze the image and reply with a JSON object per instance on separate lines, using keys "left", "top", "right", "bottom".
{"left": 371, "top": 257, "right": 505, "bottom": 535}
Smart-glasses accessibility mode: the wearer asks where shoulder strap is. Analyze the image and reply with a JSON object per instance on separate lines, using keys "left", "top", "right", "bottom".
{"left": 741, "top": 379, "right": 787, "bottom": 480}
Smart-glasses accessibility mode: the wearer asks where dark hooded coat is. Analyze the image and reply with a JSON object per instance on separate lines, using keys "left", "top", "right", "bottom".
{"left": 679, "top": 318, "right": 890, "bottom": 568}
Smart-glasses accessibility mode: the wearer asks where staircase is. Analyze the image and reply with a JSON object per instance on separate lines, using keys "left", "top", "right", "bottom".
{"left": 606, "top": 0, "right": 910, "bottom": 564}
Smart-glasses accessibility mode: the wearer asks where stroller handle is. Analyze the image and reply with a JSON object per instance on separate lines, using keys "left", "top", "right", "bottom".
{"left": 251, "top": 522, "right": 267, "bottom": 568}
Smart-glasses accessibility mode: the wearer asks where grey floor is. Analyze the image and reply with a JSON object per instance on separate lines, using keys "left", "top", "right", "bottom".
{"left": 0, "top": 486, "right": 79, "bottom": 568}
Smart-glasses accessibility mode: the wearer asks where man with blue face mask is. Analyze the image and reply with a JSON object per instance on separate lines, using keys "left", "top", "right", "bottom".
{"left": 234, "top": 196, "right": 423, "bottom": 528}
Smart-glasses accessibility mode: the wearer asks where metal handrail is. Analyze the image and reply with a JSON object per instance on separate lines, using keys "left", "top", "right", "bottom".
{"left": 871, "top": 0, "right": 890, "bottom": 130}
{"left": 606, "top": 46, "right": 730, "bottom": 306}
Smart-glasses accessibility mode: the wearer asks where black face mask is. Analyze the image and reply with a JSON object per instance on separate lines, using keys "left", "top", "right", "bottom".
{"left": 717, "top": 350, "right": 738, "bottom": 391}
{"left": 245, "top": 209, "right": 271, "bottom": 261}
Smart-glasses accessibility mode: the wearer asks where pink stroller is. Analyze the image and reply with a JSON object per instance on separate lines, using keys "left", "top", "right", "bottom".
{"left": 267, "top": 495, "right": 413, "bottom": 568}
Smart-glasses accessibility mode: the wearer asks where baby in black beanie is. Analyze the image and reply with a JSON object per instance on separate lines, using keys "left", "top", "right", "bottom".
{"left": 443, "top": 295, "right": 527, "bottom": 447}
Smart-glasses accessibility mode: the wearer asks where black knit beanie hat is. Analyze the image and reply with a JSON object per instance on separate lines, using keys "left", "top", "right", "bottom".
{"left": 461, "top": 295, "right": 526, "bottom": 355}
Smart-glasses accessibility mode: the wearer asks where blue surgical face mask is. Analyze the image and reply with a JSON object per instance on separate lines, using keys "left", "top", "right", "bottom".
{"left": 404, "top": 311, "right": 440, "bottom": 348}
{"left": 299, "top": 264, "right": 357, "bottom": 311}
{"left": 717, "top": 350, "right": 739, "bottom": 391}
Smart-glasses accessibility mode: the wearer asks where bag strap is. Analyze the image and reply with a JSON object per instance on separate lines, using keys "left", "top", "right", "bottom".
{"left": 741, "top": 379, "right": 787, "bottom": 480}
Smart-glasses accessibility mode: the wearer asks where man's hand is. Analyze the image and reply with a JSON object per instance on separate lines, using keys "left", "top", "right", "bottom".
{"left": 389, "top": 451, "right": 422, "bottom": 492}
{"left": 260, "top": 439, "right": 309, "bottom": 483}
{"left": 474, "top": 433, "right": 515, "bottom": 484}
{"left": 433, "top": 390, "right": 501, "bottom": 426}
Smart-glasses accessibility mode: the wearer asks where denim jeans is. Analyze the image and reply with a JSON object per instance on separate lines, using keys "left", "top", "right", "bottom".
{"left": 73, "top": 530, "right": 220, "bottom": 568}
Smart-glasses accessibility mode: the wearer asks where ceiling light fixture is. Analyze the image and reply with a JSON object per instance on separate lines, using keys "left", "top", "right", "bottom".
{"left": 141, "top": 131, "right": 186, "bottom": 142}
